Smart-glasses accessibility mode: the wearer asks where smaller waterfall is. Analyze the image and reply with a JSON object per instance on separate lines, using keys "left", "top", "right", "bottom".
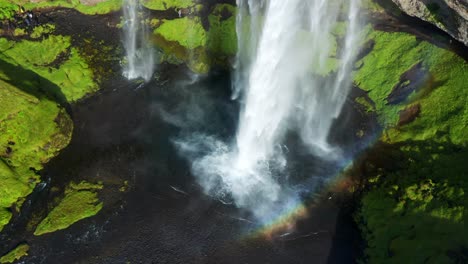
{"left": 122, "top": 0, "right": 154, "bottom": 82}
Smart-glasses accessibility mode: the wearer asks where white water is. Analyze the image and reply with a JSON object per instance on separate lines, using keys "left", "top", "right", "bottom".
{"left": 122, "top": 0, "right": 154, "bottom": 82}
{"left": 177, "top": 0, "right": 362, "bottom": 221}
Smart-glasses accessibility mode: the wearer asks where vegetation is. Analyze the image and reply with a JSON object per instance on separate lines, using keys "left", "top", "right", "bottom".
{"left": 0, "top": 36, "right": 97, "bottom": 102}
{"left": 354, "top": 28, "right": 468, "bottom": 263}
{"left": 1, "top": 0, "right": 122, "bottom": 15}
{"left": 206, "top": 4, "right": 237, "bottom": 56}
{"left": 34, "top": 181, "right": 103, "bottom": 236}
{"left": 0, "top": 78, "right": 72, "bottom": 232}
{"left": 155, "top": 17, "right": 206, "bottom": 50}
{"left": 143, "top": 0, "right": 195, "bottom": 11}
{"left": 0, "top": 0, "right": 19, "bottom": 20}
{"left": 0, "top": 243, "right": 29, "bottom": 264}
{"left": 355, "top": 142, "right": 468, "bottom": 263}
{"left": 153, "top": 4, "right": 237, "bottom": 73}
{"left": 354, "top": 30, "right": 468, "bottom": 145}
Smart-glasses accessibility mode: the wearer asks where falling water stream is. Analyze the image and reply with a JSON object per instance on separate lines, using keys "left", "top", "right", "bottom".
{"left": 176, "top": 0, "right": 362, "bottom": 222}
{"left": 122, "top": 0, "right": 154, "bottom": 81}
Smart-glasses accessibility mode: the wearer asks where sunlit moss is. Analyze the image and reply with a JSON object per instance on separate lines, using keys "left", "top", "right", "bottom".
{"left": 30, "top": 24, "right": 55, "bottom": 39}
{"left": 143, "top": 0, "right": 195, "bottom": 11}
{"left": 0, "top": 0, "right": 18, "bottom": 20}
{"left": 0, "top": 78, "right": 73, "bottom": 231}
{"left": 153, "top": 5, "right": 238, "bottom": 73}
{"left": 0, "top": 243, "right": 29, "bottom": 264}
{"left": 354, "top": 30, "right": 468, "bottom": 145}
{"left": 155, "top": 17, "right": 206, "bottom": 50}
{"left": 34, "top": 181, "right": 103, "bottom": 236}
{"left": 0, "top": 36, "right": 97, "bottom": 102}
{"left": 13, "top": 0, "right": 122, "bottom": 15}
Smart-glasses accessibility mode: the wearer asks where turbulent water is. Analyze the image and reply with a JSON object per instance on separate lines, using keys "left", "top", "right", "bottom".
{"left": 122, "top": 0, "right": 154, "bottom": 82}
{"left": 176, "top": 0, "right": 363, "bottom": 222}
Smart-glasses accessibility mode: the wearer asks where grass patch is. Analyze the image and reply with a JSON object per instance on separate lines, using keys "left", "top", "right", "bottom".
{"left": 34, "top": 181, "right": 103, "bottom": 236}
{"left": 354, "top": 30, "right": 468, "bottom": 145}
{"left": 0, "top": 243, "right": 29, "bottom": 264}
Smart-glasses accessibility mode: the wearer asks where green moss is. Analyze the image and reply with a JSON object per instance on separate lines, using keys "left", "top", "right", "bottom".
{"left": 0, "top": 36, "right": 97, "bottom": 102}
{"left": 16, "top": 0, "right": 122, "bottom": 15}
{"left": 355, "top": 96, "right": 375, "bottom": 113}
{"left": 153, "top": 5, "right": 238, "bottom": 73}
{"left": 153, "top": 17, "right": 211, "bottom": 73}
{"left": 0, "top": 208, "right": 11, "bottom": 232}
{"left": 30, "top": 24, "right": 55, "bottom": 39}
{"left": 356, "top": 142, "right": 468, "bottom": 263}
{"left": 0, "top": 243, "right": 29, "bottom": 264}
{"left": 361, "top": 0, "right": 385, "bottom": 13}
{"left": 354, "top": 30, "right": 468, "bottom": 145}
{"left": 12, "top": 28, "right": 26, "bottom": 37}
{"left": 34, "top": 181, "right": 103, "bottom": 236}
{"left": 0, "top": 1, "right": 18, "bottom": 20}
{"left": 143, "top": 0, "right": 195, "bottom": 11}
{"left": 155, "top": 17, "right": 206, "bottom": 50}
{"left": 0, "top": 53, "right": 73, "bottom": 230}
{"left": 206, "top": 4, "right": 237, "bottom": 56}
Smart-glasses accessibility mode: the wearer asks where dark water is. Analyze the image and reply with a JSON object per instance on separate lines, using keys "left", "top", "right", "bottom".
{"left": 1, "top": 65, "right": 364, "bottom": 263}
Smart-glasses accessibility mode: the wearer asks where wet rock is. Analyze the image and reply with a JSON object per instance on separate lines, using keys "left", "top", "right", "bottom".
{"left": 392, "top": 0, "right": 468, "bottom": 46}
{"left": 356, "top": 39, "right": 375, "bottom": 61}
{"left": 398, "top": 103, "right": 421, "bottom": 126}
{"left": 387, "top": 62, "right": 428, "bottom": 105}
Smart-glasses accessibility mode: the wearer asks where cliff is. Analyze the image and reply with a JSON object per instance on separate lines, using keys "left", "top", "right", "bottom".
{"left": 391, "top": 0, "right": 468, "bottom": 46}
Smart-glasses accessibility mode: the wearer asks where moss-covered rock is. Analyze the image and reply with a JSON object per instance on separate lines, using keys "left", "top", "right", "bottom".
{"left": 143, "top": 0, "right": 197, "bottom": 11}
{"left": 354, "top": 27, "right": 468, "bottom": 264}
{"left": 0, "top": 243, "right": 29, "bottom": 264}
{"left": 34, "top": 181, "right": 103, "bottom": 236}
{"left": 0, "top": 36, "right": 97, "bottom": 102}
{"left": 0, "top": 78, "right": 72, "bottom": 231}
{"left": 355, "top": 142, "right": 468, "bottom": 263}
{"left": 4, "top": 0, "right": 121, "bottom": 15}
{"left": 153, "top": 4, "right": 237, "bottom": 73}
{"left": 354, "top": 30, "right": 468, "bottom": 145}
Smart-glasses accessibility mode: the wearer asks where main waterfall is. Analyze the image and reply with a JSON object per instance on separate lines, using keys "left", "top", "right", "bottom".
{"left": 176, "top": 0, "right": 362, "bottom": 222}
{"left": 122, "top": 0, "right": 154, "bottom": 82}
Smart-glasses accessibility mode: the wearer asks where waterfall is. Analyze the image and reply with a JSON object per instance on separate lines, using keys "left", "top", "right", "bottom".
{"left": 176, "top": 0, "right": 363, "bottom": 221}
{"left": 122, "top": 0, "right": 154, "bottom": 82}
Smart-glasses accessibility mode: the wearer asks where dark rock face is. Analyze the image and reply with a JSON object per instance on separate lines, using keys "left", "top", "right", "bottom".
{"left": 387, "top": 62, "right": 429, "bottom": 105}
{"left": 391, "top": 0, "right": 468, "bottom": 46}
{"left": 398, "top": 103, "right": 421, "bottom": 126}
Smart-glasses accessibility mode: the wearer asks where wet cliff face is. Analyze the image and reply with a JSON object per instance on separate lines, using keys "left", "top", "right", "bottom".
{"left": 391, "top": 0, "right": 468, "bottom": 46}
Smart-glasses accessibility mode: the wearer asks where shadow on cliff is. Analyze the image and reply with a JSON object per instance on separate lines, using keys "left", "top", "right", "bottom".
{"left": 333, "top": 138, "right": 468, "bottom": 263}
{"left": 0, "top": 58, "right": 70, "bottom": 111}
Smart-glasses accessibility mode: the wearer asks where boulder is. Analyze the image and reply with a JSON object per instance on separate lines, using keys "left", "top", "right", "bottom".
{"left": 391, "top": 0, "right": 468, "bottom": 46}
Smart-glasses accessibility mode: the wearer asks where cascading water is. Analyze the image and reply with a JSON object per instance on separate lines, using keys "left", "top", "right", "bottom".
{"left": 176, "top": 0, "right": 362, "bottom": 222}
{"left": 122, "top": 0, "right": 154, "bottom": 82}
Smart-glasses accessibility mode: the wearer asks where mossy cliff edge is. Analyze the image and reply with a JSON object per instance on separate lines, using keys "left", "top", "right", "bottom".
{"left": 0, "top": 0, "right": 108, "bottom": 236}
{"left": 351, "top": 2, "right": 468, "bottom": 263}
